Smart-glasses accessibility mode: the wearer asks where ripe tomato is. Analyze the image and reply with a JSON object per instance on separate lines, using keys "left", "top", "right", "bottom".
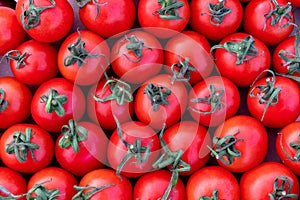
{"left": 78, "top": 0, "right": 136, "bottom": 38}
{"left": 134, "top": 74, "right": 188, "bottom": 130}
{"left": 240, "top": 162, "right": 299, "bottom": 200}
{"left": 0, "top": 77, "right": 32, "bottom": 129}
{"left": 0, "top": 124, "right": 54, "bottom": 174}
{"left": 0, "top": 7, "right": 25, "bottom": 55}
{"left": 289, "top": 0, "right": 300, "bottom": 7}
{"left": 243, "top": 0, "right": 294, "bottom": 46}
{"left": 5, "top": 40, "right": 58, "bottom": 85}
{"left": 186, "top": 166, "right": 240, "bottom": 200}
{"left": 190, "top": 0, "right": 243, "bottom": 41}
{"left": 111, "top": 30, "right": 164, "bottom": 84}
{"left": 77, "top": 168, "right": 132, "bottom": 200}
{"left": 164, "top": 30, "right": 214, "bottom": 85}
{"left": 57, "top": 30, "right": 110, "bottom": 86}
{"left": 55, "top": 120, "right": 108, "bottom": 177}
{"left": 138, "top": 0, "right": 190, "bottom": 38}
{"left": 27, "top": 167, "right": 77, "bottom": 200}
{"left": 188, "top": 76, "right": 240, "bottom": 127}
{"left": 15, "top": 0, "right": 74, "bottom": 43}
{"left": 31, "top": 78, "right": 86, "bottom": 133}
{"left": 212, "top": 32, "right": 271, "bottom": 87}
{"left": 276, "top": 122, "right": 300, "bottom": 176}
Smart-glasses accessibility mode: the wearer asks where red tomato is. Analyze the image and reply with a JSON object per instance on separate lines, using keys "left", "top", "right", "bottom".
{"left": 55, "top": 120, "right": 108, "bottom": 177}
{"left": 138, "top": 0, "right": 190, "bottom": 38}
{"left": 77, "top": 168, "right": 132, "bottom": 200}
{"left": 240, "top": 162, "right": 299, "bottom": 200}
{"left": 212, "top": 32, "right": 271, "bottom": 87}
{"left": 190, "top": 0, "right": 243, "bottom": 41}
{"left": 0, "top": 7, "right": 25, "bottom": 55}
{"left": 0, "top": 77, "right": 32, "bottom": 129}
{"left": 188, "top": 76, "right": 240, "bottom": 127}
{"left": 27, "top": 167, "right": 77, "bottom": 200}
{"left": 15, "top": 0, "right": 74, "bottom": 43}
{"left": 289, "top": 0, "right": 300, "bottom": 7}
{"left": 31, "top": 78, "right": 86, "bottom": 132}
{"left": 186, "top": 166, "right": 240, "bottom": 200}
{"left": 276, "top": 122, "right": 300, "bottom": 176}
{"left": 243, "top": 0, "right": 294, "bottom": 46}
{"left": 0, "top": 124, "right": 54, "bottom": 174}
{"left": 57, "top": 30, "right": 110, "bottom": 86}
{"left": 78, "top": 0, "right": 136, "bottom": 38}
{"left": 111, "top": 30, "right": 164, "bottom": 84}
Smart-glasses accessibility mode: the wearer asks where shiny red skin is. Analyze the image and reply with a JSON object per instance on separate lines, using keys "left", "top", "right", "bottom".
{"left": 190, "top": 0, "right": 243, "bottom": 41}
{"left": 79, "top": 0, "right": 136, "bottom": 38}
{"left": 0, "top": 77, "right": 32, "bottom": 129}
{"left": 290, "top": 0, "right": 300, "bottom": 7}
{"left": 0, "top": 124, "right": 54, "bottom": 174}
{"left": 247, "top": 76, "right": 300, "bottom": 128}
{"left": 55, "top": 122, "right": 108, "bottom": 177}
{"left": 240, "top": 162, "right": 299, "bottom": 200}
{"left": 31, "top": 78, "right": 86, "bottom": 132}
{"left": 78, "top": 169, "right": 133, "bottom": 200}
{"left": 186, "top": 166, "right": 240, "bottom": 200}
{"left": 107, "top": 121, "right": 161, "bottom": 178}
{"left": 133, "top": 170, "right": 186, "bottom": 200}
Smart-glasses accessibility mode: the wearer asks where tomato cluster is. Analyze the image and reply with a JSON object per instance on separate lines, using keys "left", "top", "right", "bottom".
{"left": 0, "top": 0, "right": 300, "bottom": 199}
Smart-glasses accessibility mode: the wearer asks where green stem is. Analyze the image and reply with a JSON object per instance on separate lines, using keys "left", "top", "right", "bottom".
{"left": 199, "top": 190, "right": 219, "bottom": 200}
{"left": 3, "top": 50, "right": 30, "bottom": 69}
{"left": 268, "top": 176, "right": 298, "bottom": 200}
{"left": 144, "top": 83, "right": 171, "bottom": 112}
{"left": 72, "top": 184, "right": 115, "bottom": 200}
{"left": 26, "top": 179, "right": 60, "bottom": 200}
{"left": 201, "top": 0, "right": 231, "bottom": 26}
{"left": 153, "top": 0, "right": 184, "bottom": 20}
{"left": 76, "top": 0, "right": 107, "bottom": 21}
{"left": 170, "top": 56, "right": 196, "bottom": 85}
{"left": 279, "top": 132, "right": 300, "bottom": 162}
{"left": 40, "top": 89, "right": 68, "bottom": 117}
{"left": 0, "top": 186, "right": 27, "bottom": 200}
{"left": 0, "top": 88, "right": 8, "bottom": 112}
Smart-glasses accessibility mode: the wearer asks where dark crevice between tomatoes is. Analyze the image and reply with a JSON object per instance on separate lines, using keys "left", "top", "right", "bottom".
{"left": 40, "top": 89, "right": 68, "bottom": 117}
{"left": 72, "top": 184, "right": 115, "bottom": 200}
{"left": 27, "top": 179, "right": 60, "bottom": 200}
{"left": 170, "top": 56, "right": 196, "bottom": 85}
{"left": 268, "top": 175, "right": 298, "bottom": 199}
{"left": 201, "top": 0, "right": 232, "bottom": 26}
{"left": 153, "top": 0, "right": 184, "bottom": 20}
{"left": 144, "top": 83, "right": 171, "bottom": 112}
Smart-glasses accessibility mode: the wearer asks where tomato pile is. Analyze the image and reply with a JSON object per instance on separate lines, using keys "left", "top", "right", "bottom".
{"left": 0, "top": 0, "right": 300, "bottom": 199}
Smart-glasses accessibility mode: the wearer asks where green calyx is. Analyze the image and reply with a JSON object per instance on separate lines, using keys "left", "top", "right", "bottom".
{"left": 72, "top": 184, "right": 115, "bottom": 200}
{"left": 76, "top": 0, "right": 107, "bottom": 21}
{"left": 40, "top": 89, "right": 68, "bottom": 117}
{"left": 27, "top": 180, "right": 60, "bottom": 200}
{"left": 5, "top": 128, "right": 40, "bottom": 163}
{"left": 190, "top": 84, "right": 225, "bottom": 115}
{"left": 211, "top": 35, "right": 259, "bottom": 65}
{"left": 144, "top": 83, "right": 171, "bottom": 112}
{"left": 0, "top": 186, "right": 26, "bottom": 200}
{"left": 268, "top": 176, "right": 298, "bottom": 200}
{"left": 279, "top": 132, "right": 300, "bottom": 162}
{"left": 21, "top": 0, "right": 56, "bottom": 30}
{"left": 201, "top": 0, "right": 231, "bottom": 26}
{"left": 0, "top": 89, "right": 8, "bottom": 112}
{"left": 3, "top": 50, "right": 30, "bottom": 69}
{"left": 153, "top": 0, "right": 184, "bottom": 20}
{"left": 170, "top": 56, "right": 196, "bottom": 85}
{"left": 199, "top": 190, "right": 219, "bottom": 200}
{"left": 58, "top": 119, "right": 88, "bottom": 153}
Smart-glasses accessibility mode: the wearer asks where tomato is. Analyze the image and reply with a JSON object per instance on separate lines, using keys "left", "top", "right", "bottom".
{"left": 31, "top": 78, "right": 86, "bottom": 133}
{"left": 55, "top": 120, "right": 108, "bottom": 177}
{"left": 247, "top": 71, "right": 300, "bottom": 128}
{"left": 78, "top": 0, "right": 136, "bottom": 38}
{"left": 211, "top": 32, "right": 271, "bottom": 87}
{"left": 15, "top": 0, "right": 74, "bottom": 43}
{"left": 107, "top": 120, "right": 161, "bottom": 178}
{"left": 276, "top": 122, "right": 300, "bottom": 176}
{"left": 133, "top": 170, "right": 186, "bottom": 200}
{"left": 190, "top": 0, "right": 243, "bottom": 41}
{"left": 111, "top": 30, "right": 164, "bottom": 84}
{"left": 186, "top": 166, "right": 240, "bottom": 200}
{"left": 0, "top": 167, "right": 27, "bottom": 200}
{"left": 4, "top": 40, "right": 58, "bottom": 85}
{"left": 27, "top": 167, "right": 77, "bottom": 200}
{"left": 138, "top": 0, "right": 190, "bottom": 38}
{"left": 57, "top": 29, "right": 110, "bottom": 86}
{"left": 76, "top": 168, "right": 132, "bottom": 200}
{"left": 164, "top": 30, "right": 214, "bottom": 85}
{"left": 289, "top": 0, "right": 300, "bottom": 7}
{"left": 188, "top": 76, "right": 240, "bottom": 127}
{"left": 0, "top": 7, "right": 25, "bottom": 55}
{"left": 243, "top": 0, "right": 294, "bottom": 46}
{"left": 0, "top": 124, "right": 54, "bottom": 174}
{"left": 0, "top": 77, "right": 32, "bottom": 129}
{"left": 240, "top": 162, "right": 299, "bottom": 200}
{"left": 134, "top": 74, "right": 188, "bottom": 130}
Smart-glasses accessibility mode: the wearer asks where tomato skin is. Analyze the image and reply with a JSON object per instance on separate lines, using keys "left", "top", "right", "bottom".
{"left": 240, "top": 162, "right": 299, "bottom": 200}
{"left": 133, "top": 170, "right": 186, "bottom": 200}
{"left": 15, "top": 0, "right": 74, "bottom": 43}
{"left": 0, "top": 7, "right": 25, "bottom": 56}
{"left": 276, "top": 122, "right": 300, "bottom": 176}
{"left": 0, "top": 124, "right": 54, "bottom": 174}
{"left": 79, "top": 0, "right": 136, "bottom": 38}
{"left": 186, "top": 166, "right": 240, "bottom": 200}
{"left": 0, "top": 77, "right": 32, "bottom": 129}
{"left": 78, "top": 169, "right": 133, "bottom": 200}
{"left": 289, "top": 0, "right": 300, "bottom": 7}
{"left": 190, "top": 0, "right": 243, "bottom": 41}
